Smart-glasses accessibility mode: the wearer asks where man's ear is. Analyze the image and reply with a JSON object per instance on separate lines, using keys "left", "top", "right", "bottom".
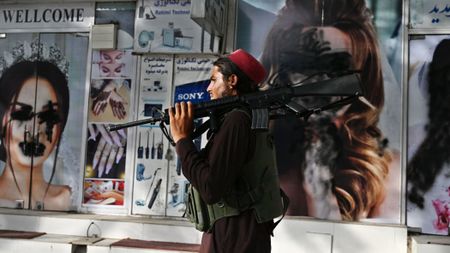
{"left": 227, "top": 74, "right": 238, "bottom": 89}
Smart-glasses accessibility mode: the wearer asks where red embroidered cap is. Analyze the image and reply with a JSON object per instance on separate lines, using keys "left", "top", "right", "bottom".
{"left": 228, "top": 49, "right": 266, "bottom": 84}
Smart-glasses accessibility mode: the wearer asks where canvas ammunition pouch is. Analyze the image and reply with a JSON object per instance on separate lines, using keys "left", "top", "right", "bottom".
{"left": 185, "top": 130, "right": 288, "bottom": 232}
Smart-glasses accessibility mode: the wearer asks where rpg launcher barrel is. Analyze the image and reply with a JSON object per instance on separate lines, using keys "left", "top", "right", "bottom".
{"left": 108, "top": 73, "right": 363, "bottom": 134}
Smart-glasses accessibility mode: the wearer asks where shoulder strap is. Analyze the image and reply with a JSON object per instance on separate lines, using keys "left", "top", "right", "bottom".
{"left": 271, "top": 189, "right": 289, "bottom": 233}
{"left": 190, "top": 107, "right": 251, "bottom": 140}
{"left": 191, "top": 119, "right": 211, "bottom": 140}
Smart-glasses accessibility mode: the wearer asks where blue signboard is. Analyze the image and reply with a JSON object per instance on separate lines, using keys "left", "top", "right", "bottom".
{"left": 174, "top": 79, "right": 210, "bottom": 103}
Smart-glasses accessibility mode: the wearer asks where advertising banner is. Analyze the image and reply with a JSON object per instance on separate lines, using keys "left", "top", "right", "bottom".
{"left": 236, "top": 0, "right": 403, "bottom": 223}
{"left": 134, "top": 0, "right": 214, "bottom": 53}
{"left": 131, "top": 54, "right": 214, "bottom": 216}
{"left": 83, "top": 49, "right": 136, "bottom": 207}
{"left": 132, "top": 54, "right": 174, "bottom": 215}
{"left": 82, "top": 2, "right": 138, "bottom": 210}
{"left": 173, "top": 55, "right": 215, "bottom": 103}
{"left": 0, "top": 3, "right": 94, "bottom": 30}
{"left": 408, "top": 35, "right": 450, "bottom": 235}
{"left": 0, "top": 33, "right": 88, "bottom": 211}
{"left": 164, "top": 55, "right": 215, "bottom": 216}
{"left": 410, "top": 0, "right": 450, "bottom": 28}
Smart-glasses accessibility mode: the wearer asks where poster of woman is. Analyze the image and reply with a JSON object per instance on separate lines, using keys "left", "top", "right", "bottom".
{"left": 0, "top": 34, "right": 88, "bottom": 211}
{"left": 237, "top": 0, "right": 403, "bottom": 223}
{"left": 408, "top": 35, "right": 450, "bottom": 235}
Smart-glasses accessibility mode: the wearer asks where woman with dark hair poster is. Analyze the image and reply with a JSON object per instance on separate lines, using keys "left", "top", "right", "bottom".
{"left": 0, "top": 40, "right": 71, "bottom": 210}
{"left": 259, "top": 0, "right": 401, "bottom": 221}
{"left": 408, "top": 37, "right": 450, "bottom": 235}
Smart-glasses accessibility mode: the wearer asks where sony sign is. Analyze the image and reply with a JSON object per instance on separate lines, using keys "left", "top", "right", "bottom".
{"left": 0, "top": 3, "right": 94, "bottom": 30}
{"left": 177, "top": 92, "right": 206, "bottom": 101}
{"left": 174, "top": 80, "right": 210, "bottom": 103}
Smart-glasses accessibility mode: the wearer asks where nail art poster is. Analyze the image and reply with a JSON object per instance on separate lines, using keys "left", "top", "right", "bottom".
{"left": 83, "top": 123, "right": 127, "bottom": 206}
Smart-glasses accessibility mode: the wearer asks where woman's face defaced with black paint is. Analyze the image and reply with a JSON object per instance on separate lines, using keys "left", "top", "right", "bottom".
{"left": 3, "top": 77, "right": 61, "bottom": 167}
{"left": 272, "top": 26, "right": 353, "bottom": 87}
{"left": 271, "top": 26, "right": 353, "bottom": 109}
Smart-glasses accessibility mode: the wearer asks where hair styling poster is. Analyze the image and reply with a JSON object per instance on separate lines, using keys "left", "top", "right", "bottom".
{"left": 0, "top": 33, "right": 89, "bottom": 211}
{"left": 408, "top": 35, "right": 450, "bottom": 235}
{"left": 236, "top": 0, "right": 403, "bottom": 223}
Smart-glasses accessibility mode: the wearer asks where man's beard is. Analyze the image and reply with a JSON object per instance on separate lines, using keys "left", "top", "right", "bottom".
{"left": 220, "top": 87, "right": 235, "bottom": 98}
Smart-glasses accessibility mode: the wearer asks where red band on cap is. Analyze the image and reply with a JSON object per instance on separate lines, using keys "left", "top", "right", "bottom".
{"left": 228, "top": 49, "right": 266, "bottom": 84}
